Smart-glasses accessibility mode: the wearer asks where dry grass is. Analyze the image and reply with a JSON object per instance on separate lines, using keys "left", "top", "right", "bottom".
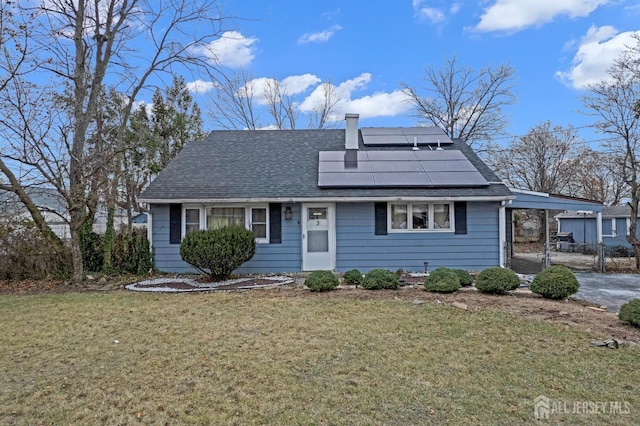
{"left": 0, "top": 290, "right": 639, "bottom": 425}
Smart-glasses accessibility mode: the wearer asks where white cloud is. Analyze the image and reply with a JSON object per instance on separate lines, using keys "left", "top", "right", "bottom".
{"left": 342, "top": 90, "right": 412, "bottom": 119}
{"left": 449, "top": 3, "right": 463, "bottom": 15}
{"left": 192, "top": 31, "right": 258, "bottom": 68}
{"left": 475, "top": 0, "right": 610, "bottom": 33}
{"left": 298, "top": 25, "right": 343, "bottom": 44}
{"left": 186, "top": 79, "right": 217, "bottom": 94}
{"left": 280, "top": 74, "right": 322, "bottom": 94}
{"left": 412, "top": 1, "right": 446, "bottom": 23}
{"left": 556, "top": 26, "right": 640, "bottom": 89}
{"left": 239, "top": 74, "right": 321, "bottom": 105}
{"left": 298, "top": 73, "right": 411, "bottom": 120}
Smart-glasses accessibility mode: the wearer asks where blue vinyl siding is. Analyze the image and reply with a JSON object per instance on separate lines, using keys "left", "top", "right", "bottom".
{"left": 335, "top": 202, "right": 500, "bottom": 273}
{"left": 152, "top": 201, "right": 501, "bottom": 274}
{"left": 558, "top": 217, "right": 638, "bottom": 248}
{"left": 150, "top": 203, "right": 302, "bottom": 274}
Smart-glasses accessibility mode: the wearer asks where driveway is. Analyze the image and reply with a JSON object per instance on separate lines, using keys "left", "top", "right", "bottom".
{"left": 573, "top": 272, "right": 640, "bottom": 313}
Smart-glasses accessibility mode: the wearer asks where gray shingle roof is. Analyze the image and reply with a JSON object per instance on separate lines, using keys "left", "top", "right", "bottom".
{"left": 139, "top": 129, "right": 512, "bottom": 202}
{"left": 556, "top": 205, "right": 637, "bottom": 219}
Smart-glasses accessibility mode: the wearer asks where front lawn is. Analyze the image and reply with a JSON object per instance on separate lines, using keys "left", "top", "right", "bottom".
{"left": 0, "top": 290, "right": 638, "bottom": 424}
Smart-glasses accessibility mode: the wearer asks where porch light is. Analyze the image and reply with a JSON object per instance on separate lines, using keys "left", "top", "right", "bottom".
{"left": 285, "top": 206, "right": 292, "bottom": 221}
{"left": 423, "top": 261, "right": 429, "bottom": 274}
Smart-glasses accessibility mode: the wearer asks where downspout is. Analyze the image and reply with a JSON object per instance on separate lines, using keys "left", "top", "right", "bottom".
{"left": 499, "top": 201, "right": 507, "bottom": 267}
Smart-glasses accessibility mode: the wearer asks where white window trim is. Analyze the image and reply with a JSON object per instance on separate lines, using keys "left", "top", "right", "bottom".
{"left": 387, "top": 202, "right": 454, "bottom": 233}
{"left": 182, "top": 204, "right": 205, "bottom": 238}
{"left": 248, "top": 206, "right": 270, "bottom": 244}
{"left": 602, "top": 218, "right": 616, "bottom": 238}
{"left": 627, "top": 218, "right": 631, "bottom": 236}
{"left": 182, "top": 204, "right": 270, "bottom": 244}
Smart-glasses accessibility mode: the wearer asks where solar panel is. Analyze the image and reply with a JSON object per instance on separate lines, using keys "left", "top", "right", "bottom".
{"left": 361, "top": 127, "right": 453, "bottom": 146}
{"left": 317, "top": 149, "right": 488, "bottom": 188}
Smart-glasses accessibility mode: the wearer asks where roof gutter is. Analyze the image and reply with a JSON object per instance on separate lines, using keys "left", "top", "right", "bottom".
{"left": 139, "top": 195, "right": 515, "bottom": 204}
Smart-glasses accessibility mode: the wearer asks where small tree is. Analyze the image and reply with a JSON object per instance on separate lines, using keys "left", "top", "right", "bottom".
{"left": 180, "top": 226, "right": 256, "bottom": 281}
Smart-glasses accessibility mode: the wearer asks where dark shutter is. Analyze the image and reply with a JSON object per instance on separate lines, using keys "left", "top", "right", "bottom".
{"left": 374, "top": 202, "right": 388, "bottom": 235}
{"left": 269, "top": 203, "right": 282, "bottom": 244}
{"left": 169, "top": 204, "right": 182, "bottom": 244}
{"left": 454, "top": 201, "right": 467, "bottom": 235}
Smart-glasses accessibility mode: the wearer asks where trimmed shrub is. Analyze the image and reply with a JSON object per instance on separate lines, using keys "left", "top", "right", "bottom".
{"left": 619, "top": 299, "right": 640, "bottom": 326}
{"left": 453, "top": 269, "right": 474, "bottom": 287}
{"left": 475, "top": 267, "right": 520, "bottom": 294}
{"left": 305, "top": 270, "right": 339, "bottom": 292}
{"left": 362, "top": 268, "right": 399, "bottom": 290}
{"left": 424, "top": 267, "right": 460, "bottom": 293}
{"left": 530, "top": 265, "right": 580, "bottom": 300}
{"left": 343, "top": 269, "right": 363, "bottom": 286}
{"left": 180, "top": 226, "right": 256, "bottom": 281}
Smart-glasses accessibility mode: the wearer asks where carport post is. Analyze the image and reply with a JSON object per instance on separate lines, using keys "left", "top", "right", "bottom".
{"left": 545, "top": 210, "right": 550, "bottom": 268}
{"left": 597, "top": 211, "right": 605, "bottom": 272}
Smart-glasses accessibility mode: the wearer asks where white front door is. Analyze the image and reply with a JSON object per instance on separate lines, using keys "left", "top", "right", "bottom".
{"left": 302, "top": 203, "right": 335, "bottom": 271}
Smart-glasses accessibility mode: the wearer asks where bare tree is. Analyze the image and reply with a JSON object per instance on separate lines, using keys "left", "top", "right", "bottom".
{"left": 306, "top": 81, "right": 341, "bottom": 129}
{"left": 569, "top": 148, "right": 627, "bottom": 205}
{"left": 403, "top": 56, "right": 516, "bottom": 148}
{"left": 0, "top": 0, "right": 229, "bottom": 283}
{"left": 487, "top": 121, "right": 582, "bottom": 194}
{"left": 0, "top": 3, "right": 69, "bottom": 261}
{"left": 264, "top": 78, "right": 298, "bottom": 129}
{"left": 208, "top": 71, "right": 261, "bottom": 130}
{"left": 207, "top": 72, "right": 343, "bottom": 130}
{"left": 583, "top": 34, "right": 640, "bottom": 267}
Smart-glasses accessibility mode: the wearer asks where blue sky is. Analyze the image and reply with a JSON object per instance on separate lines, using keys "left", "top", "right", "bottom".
{"left": 178, "top": 1, "right": 640, "bottom": 147}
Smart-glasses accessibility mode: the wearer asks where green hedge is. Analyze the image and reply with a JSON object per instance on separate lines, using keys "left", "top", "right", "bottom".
{"left": 362, "top": 268, "right": 399, "bottom": 290}
{"left": 342, "top": 269, "right": 363, "bottom": 286}
{"left": 305, "top": 271, "right": 339, "bottom": 292}
{"left": 452, "top": 269, "right": 474, "bottom": 287}
{"left": 530, "top": 266, "right": 579, "bottom": 300}
{"left": 619, "top": 299, "right": 640, "bottom": 326}
{"left": 424, "top": 268, "right": 460, "bottom": 293}
{"left": 475, "top": 267, "right": 520, "bottom": 294}
{"left": 180, "top": 226, "right": 256, "bottom": 281}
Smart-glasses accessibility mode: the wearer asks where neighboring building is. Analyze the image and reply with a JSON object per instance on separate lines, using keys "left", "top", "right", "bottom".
{"left": 139, "top": 114, "right": 602, "bottom": 275}
{"left": 556, "top": 206, "right": 640, "bottom": 249}
{"left": 0, "top": 187, "right": 134, "bottom": 238}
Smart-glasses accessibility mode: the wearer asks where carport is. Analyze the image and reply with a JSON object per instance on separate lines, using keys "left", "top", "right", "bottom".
{"left": 503, "top": 189, "right": 603, "bottom": 270}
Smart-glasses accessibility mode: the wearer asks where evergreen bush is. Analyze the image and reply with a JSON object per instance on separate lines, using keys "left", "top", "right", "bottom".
{"left": 452, "top": 269, "right": 474, "bottom": 287}
{"left": 362, "top": 268, "right": 399, "bottom": 290}
{"left": 342, "top": 269, "right": 363, "bottom": 286}
{"left": 619, "top": 299, "right": 640, "bottom": 326}
{"left": 530, "top": 265, "right": 580, "bottom": 300}
{"left": 305, "top": 270, "right": 339, "bottom": 292}
{"left": 475, "top": 267, "right": 520, "bottom": 294}
{"left": 180, "top": 226, "right": 256, "bottom": 281}
{"left": 424, "top": 267, "right": 460, "bottom": 293}
{"left": 112, "top": 230, "right": 154, "bottom": 275}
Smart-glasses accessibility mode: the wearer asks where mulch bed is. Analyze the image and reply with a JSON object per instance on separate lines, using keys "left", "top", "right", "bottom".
{"left": 133, "top": 278, "right": 286, "bottom": 291}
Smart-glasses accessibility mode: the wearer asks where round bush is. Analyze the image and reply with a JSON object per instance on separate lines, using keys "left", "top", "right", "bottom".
{"left": 452, "top": 269, "right": 474, "bottom": 287}
{"left": 424, "top": 268, "right": 460, "bottom": 293}
{"left": 619, "top": 299, "right": 640, "bottom": 326}
{"left": 342, "top": 269, "right": 363, "bottom": 286}
{"left": 530, "top": 266, "right": 580, "bottom": 300}
{"left": 305, "top": 270, "right": 339, "bottom": 292}
{"left": 180, "top": 226, "right": 256, "bottom": 281}
{"left": 475, "top": 267, "right": 520, "bottom": 294}
{"left": 362, "top": 268, "right": 399, "bottom": 290}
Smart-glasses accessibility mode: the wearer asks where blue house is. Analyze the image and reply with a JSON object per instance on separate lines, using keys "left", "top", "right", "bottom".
{"left": 140, "top": 114, "right": 596, "bottom": 275}
{"left": 556, "top": 206, "right": 640, "bottom": 249}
